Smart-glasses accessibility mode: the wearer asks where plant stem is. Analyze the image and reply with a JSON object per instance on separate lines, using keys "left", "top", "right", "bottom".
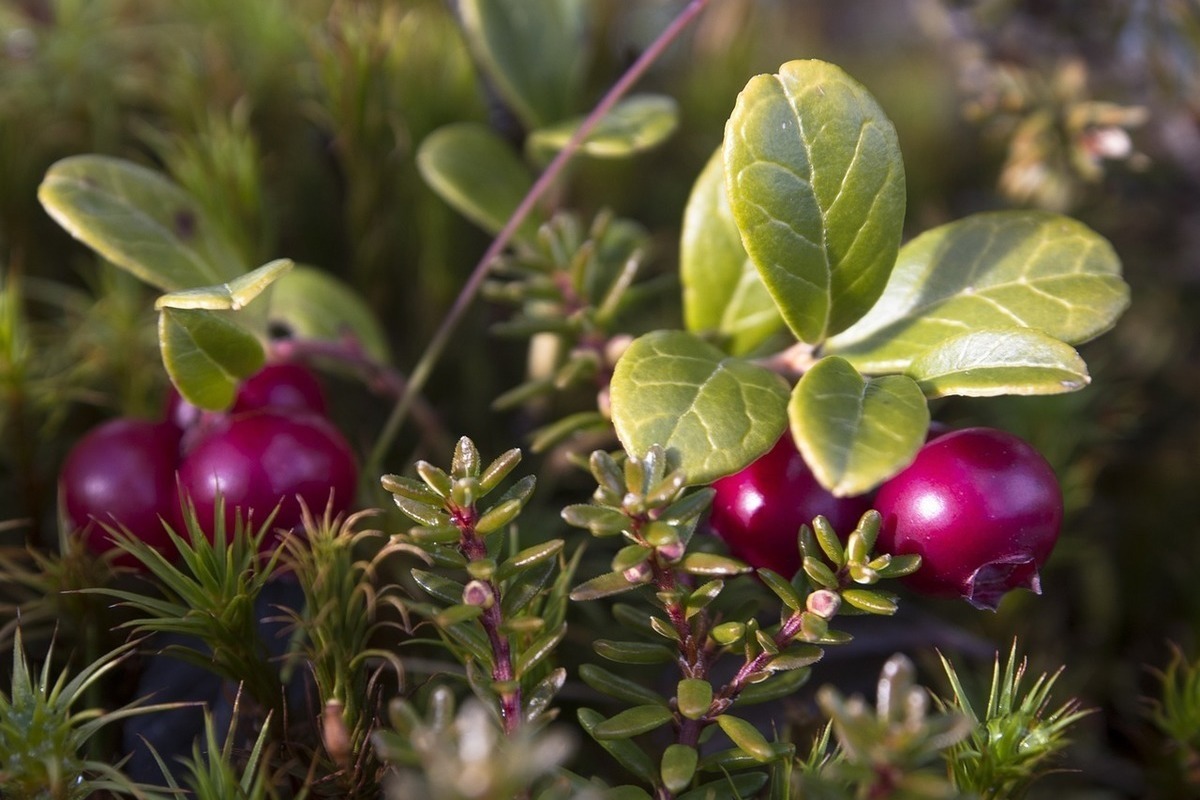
{"left": 364, "top": 0, "right": 713, "bottom": 479}
{"left": 458, "top": 514, "right": 521, "bottom": 734}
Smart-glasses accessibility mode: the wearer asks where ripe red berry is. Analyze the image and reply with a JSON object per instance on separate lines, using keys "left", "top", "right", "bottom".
{"left": 60, "top": 417, "right": 183, "bottom": 562}
{"left": 707, "top": 435, "right": 872, "bottom": 576}
{"left": 873, "top": 427, "right": 1063, "bottom": 610}
{"left": 164, "top": 362, "right": 327, "bottom": 433}
{"left": 177, "top": 410, "right": 357, "bottom": 542}
{"left": 231, "top": 362, "right": 327, "bottom": 417}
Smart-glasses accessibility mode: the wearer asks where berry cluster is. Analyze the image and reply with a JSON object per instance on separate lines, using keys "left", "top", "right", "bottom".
{"left": 708, "top": 427, "right": 1062, "bottom": 610}
{"left": 60, "top": 363, "right": 358, "bottom": 563}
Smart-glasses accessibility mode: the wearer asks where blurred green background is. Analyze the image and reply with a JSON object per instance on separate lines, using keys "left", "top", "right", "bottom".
{"left": 2, "top": 0, "right": 1199, "bottom": 794}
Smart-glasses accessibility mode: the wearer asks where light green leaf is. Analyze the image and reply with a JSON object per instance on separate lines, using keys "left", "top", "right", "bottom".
{"left": 155, "top": 259, "right": 292, "bottom": 311}
{"left": 715, "top": 714, "right": 776, "bottom": 762}
{"left": 610, "top": 331, "right": 789, "bottom": 485}
{"left": 825, "top": 210, "right": 1130, "bottom": 372}
{"left": 682, "top": 148, "right": 784, "bottom": 356}
{"left": 724, "top": 59, "right": 906, "bottom": 345}
{"left": 527, "top": 94, "right": 679, "bottom": 161}
{"left": 578, "top": 709, "right": 657, "bottom": 784}
{"left": 263, "top": 265, "right": 391, "bottom": 363}
{"left": 417, "top": 122, "right": 544, "bottom": 245}
{"left": 789, "top": 356, "right": 928, "bottom": 496}
{"left": 158, "top": 308, "right": 264, "bottom": 411}
{"left": 661, "top": 744, "right": 699, "bottom": 795}
{"left": 907, "top": 328, "right": 1090, "bottom": 398}
{"left": 457, "top": 0, "right": 590, "bottom": 128}
{"left": 38, "top": 155, "right": 245, "bottom": 290}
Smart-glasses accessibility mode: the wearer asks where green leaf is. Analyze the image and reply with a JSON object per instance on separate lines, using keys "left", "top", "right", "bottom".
{"left": 528, "top": 94, "right": 679, "bottom": 161}
{"left": 677, "top": 679, "right": 714, "bottom": 720}
{"left": 457, "top": 0, "right": 590, "bottom": 128}
{"left": 38, "top": 155, "right": 244, "bottom": 290}
{"left": 661, "top": 744, "right": 699, "bottom": 795}
{"left": 593, "top": 640, "right": 676, "bottom": 665}
{"left": 724, "top": 60, "right": 906, "bottom": 345}
{"left": 679, "top": 553, "right": 753, "bottom": 578}
{"left": 592, "top": 704, "right": 675, "bottom": 740}
{"left": 578, "top": 664, "right": 669, "bottom": 708}
{"left": 155, "top": 259, "right": 292, "bottom": 311}
{"left": 578, "top": 709, "right": 657, "bottom": 785}
{"left": 789, "top": 356, "right": 928, "bottom": 496}
{"left": 906, "top": 327, "right": 1090, "bottom": 398}
{"left": 735, "top": 667, "right": 813, "bottom": 706}
{"left": 825, "top": 210, "right": 1130, "bottom": 372}
{"left": 515, "top": 623, "right": 566, "bottom": 678}
{"left": 610, "top": 330, "right": 789, "bottom": 485}
{"left": 682, "top": 147, "right": 784, "bottom": 356}
{"left": 265, "top": 265, "right": 391, "bottom": 362}
{"left": 715, "top": 715, "right": 776, "bottom": 762}
{"left": 158, "top": 308, "right": 264, "bottom": 410}
{"left": 496, "top": 539, "right": 565, "bottom": 582}
{"left": 417, "top": 122, "right": 543, "bottom": 244}
{"left": 570, "top": 570, "right": 644, "bottom": 602}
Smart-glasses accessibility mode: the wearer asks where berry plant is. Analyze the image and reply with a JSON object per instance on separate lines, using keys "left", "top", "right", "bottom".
{"left": 1, "top": 1, "right": 1198, "bottom": 798}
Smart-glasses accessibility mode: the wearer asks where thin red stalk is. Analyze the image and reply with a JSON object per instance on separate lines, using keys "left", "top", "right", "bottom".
{"left": 365, "top": 0, "right": 713, "bottom": 478}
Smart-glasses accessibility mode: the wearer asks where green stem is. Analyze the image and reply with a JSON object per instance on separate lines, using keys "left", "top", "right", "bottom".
{"left": 364, "top": 0, "right": 714, "bottom": 479}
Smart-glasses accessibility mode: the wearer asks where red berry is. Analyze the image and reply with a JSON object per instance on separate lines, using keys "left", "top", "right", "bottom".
{"left": 231, "top": 362, "right": 327, "bottom": 417}
{"left": 177, "top": 410, "right": 357, "bottom": 542}
{"left": 164, "top": 363, "right": 327, "bottom": 432}
{"left": 873, "top": 427, "right": 1062, "bottom": 610}
{"left": 707, "top": 435, "right": 872, "bottom": 576}
{"left": 60, "top": 418, "right": 183, "bottom": 562}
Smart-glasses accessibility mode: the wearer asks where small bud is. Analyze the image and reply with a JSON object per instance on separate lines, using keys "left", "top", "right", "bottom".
{"left": 623, "top": 561, "right": 652, "bottom": 584}
{"left": 656, "top": 539, "right": 686, "bottom": 564}
{"left": 806, "top": 589, "right": 841, "bottom": 619}
{"left": 604, "top": 334, "right": 634, "bottom": 367}
{"left": 462, "top": 580, "right": 495, "bottom": 609}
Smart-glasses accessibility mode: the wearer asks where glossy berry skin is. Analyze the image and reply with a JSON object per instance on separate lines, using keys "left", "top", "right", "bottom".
{"left": 231, "top": 362, "right": 327, "bottom": 417}
{"left": 177, "top": 410, "right": 357, "bottom": 541}
{"left": 708, "top": 435, "right": 873, "bottom": 577}
{"left": 60, "top": 418, "right": 183, "bottom": 561}
{"left": 874, "top": 427, "right": 1062, "bottom": 610}
{"left": 164, "top": 362, "right": 327, "bottom": 432}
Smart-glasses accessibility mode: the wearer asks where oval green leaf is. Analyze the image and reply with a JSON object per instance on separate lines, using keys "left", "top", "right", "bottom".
{"left": 417, "top": 122, "right": 544, "bottom": 245}
{"left": 592, "top": 704, "right": 675, "bottom": 740}
{"left": 579, "top": 664, "right": 669, "bottom": 708}
{"left": 789, "top": 356, "right": 928, "bottom": 496}
{"left": 824, "top": 210, "right": 1130, "bottom": 372}
{"left": 155, "top": 258, "right": 293, "bottom": 311}
{"left": 661, "top": 744, "right": 699, "bottom": 795}
{"left": 159, "top": 308, "right": 264, "bottom": 410}
{"left": 906, "top": 327, "right": 1090, "bottom": 398}
{"left": 263, "top": 265, "right": 391, "bottom": 362}
{"left": 38, "top": 155, "right": 245, "bottom": 290}
{"left": 677, "top": 679, "right": 714, "bottom": 720}
{"left": 457, "top": 0, "right": 590, "bottom": 128}
{"left": 715, "top": 714, "right": 775, "bottom": 762}
{"left": 527, "top": 94, "right": 679, "bottom": 161}
{"left": 610, "top": 330, "right": 789, "bottom": 485}
{"left": 682, "top": 148, "right": 784, "bottom": 356}
{"left": 724, "top": 59, "right": 906, "bottom": 345}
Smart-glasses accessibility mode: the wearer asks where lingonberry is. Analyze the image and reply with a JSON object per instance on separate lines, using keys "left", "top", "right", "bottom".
{"left": 231, "top": 362, "right": 328, "bottom": 417}
{"left": 176, "top": 409, "right": 357, "bottom": 544}
{"left": 164, "top": 362, "right": 327, "bottom": 433}
{"left": 874, "top": 426, "right": 1062, "bottom": 610}
{"left": 60, "top": 417, "right": 183, "bottom": 562}
{"left": 707, "top": 434, "right": 872, "bottom": 576}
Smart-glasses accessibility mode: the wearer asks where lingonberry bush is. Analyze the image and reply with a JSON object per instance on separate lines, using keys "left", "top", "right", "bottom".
{"left": 2, "top": 1, "right": 1200, "bottom": 798}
